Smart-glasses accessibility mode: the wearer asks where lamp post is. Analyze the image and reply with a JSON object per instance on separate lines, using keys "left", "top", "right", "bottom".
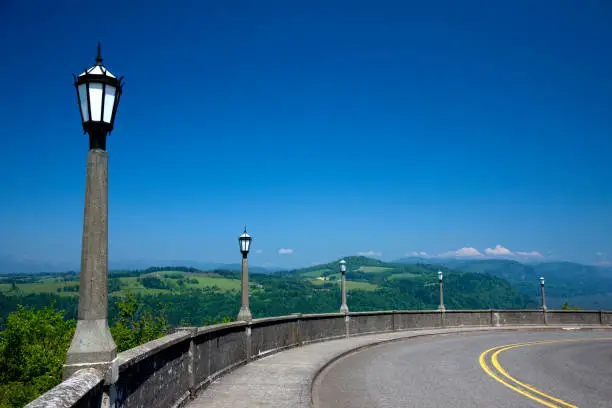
{"left": 237, "top": 227, "right": 253, "bottom": 322}
{"left": 339, "top": 259, "right": 349, "bottom": 314}
{"left": 438, "top": 270, "right": 445, "bottom": 312}
{"left": 64, "top": 43, "right": 123, "bottom": 379}
{"left": 540, "top": 276, "right": 547, "bottom": 312}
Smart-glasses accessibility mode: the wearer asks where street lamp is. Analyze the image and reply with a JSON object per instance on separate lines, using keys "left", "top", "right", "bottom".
{"left": 237, "top": 227, "right": 253, "bottom": 322}
{"left": 339, "top": 259, "right": 349, "bottom": 314}
{"left": 64, "top": 43, "right": 123, "bottom": 379}
{"left": 539, "top": 276, "right": 547, "bottom": 311}
{"left": 438, "top": 270, "right": 445, "bottom": 312}
{"left": 74, "top": 42, "right": 124, "bottom": 150}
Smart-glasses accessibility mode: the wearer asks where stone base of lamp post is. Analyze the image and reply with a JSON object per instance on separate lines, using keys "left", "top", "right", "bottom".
{"left": 63, "top": 319, "right": 117, "bottom": 379}
{"left": 340, "top": 304, "right": 349, "bottom": 314}
{"left": 237, "top": 307, "right": 253, "bottom": 322}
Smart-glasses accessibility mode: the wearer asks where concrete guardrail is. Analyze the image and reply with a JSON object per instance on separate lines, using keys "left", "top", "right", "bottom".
{"left": 26, "top": 309, "right": 612, "bottom": 408}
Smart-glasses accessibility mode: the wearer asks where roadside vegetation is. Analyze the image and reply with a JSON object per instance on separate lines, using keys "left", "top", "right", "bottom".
{"left": 0, "top": 257, "right": 537, "bottom": 407}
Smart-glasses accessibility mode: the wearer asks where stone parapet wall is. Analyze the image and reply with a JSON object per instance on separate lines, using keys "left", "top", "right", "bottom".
{"left": 27, "top": 309, "right": 610, "bottom": 408}
{"left": 25, "top": 368, "right": 104, "bottom": 408}
{"left": 545, "top": 310, "right": 601, "bottom": 325}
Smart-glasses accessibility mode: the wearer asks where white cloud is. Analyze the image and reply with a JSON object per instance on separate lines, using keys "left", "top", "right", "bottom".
{"left": 254, "top": 249, "right": 263, "bottom": 254}
{"left": 484, "top": 245, "right": 514, "bottom": 256}
{"left": 595, "top": 252, "right": 610, "bottom": 266}
{"left": 277, "top": 248, "right": 294, "bottom": 255}
{"left": 515, "top": 251, "right": 543, "bottom": 258}
{"left": 441, "top": 247, "right": 484, "bottom": 257}
{"left": 407, "top": 246, "right": 544, "bottom": 260}
{"left": 357, "top": 250, "right": 382, "bottom": 257}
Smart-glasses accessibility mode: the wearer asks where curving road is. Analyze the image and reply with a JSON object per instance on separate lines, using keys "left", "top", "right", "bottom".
{"left": 312, "top": 330, "right": 612, "bottom": 408}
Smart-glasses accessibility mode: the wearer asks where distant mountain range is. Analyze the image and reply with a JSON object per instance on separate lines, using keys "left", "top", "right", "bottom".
{"left": 3, "top": 253, "right": 612, "bottom": 309}
{"left": 394, "top": 256, "right": 612, "bottom": 309}
{"left": 0, "top": 256, "right": 281, "bottom": 275}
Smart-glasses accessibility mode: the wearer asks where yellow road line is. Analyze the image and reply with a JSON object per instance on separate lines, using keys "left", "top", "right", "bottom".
{"left": 479, "top": 338, "right": 612, "bottom": 408}
{"left": 479, "top": 344, "right": 562, "bottom": 408}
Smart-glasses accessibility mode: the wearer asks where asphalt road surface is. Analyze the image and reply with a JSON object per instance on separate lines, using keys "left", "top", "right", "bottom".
{"left": 312, "top": 330, "right": 612, "bottom": 408}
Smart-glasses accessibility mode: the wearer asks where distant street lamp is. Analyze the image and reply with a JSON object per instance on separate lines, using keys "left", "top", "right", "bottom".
{"left": 438, "top": 270, "right": 445, "bottom": 312}
{"left": 64, "top": 43, "right": 124, "bottom": 379}
{"left": 539, "top": 276, "right": 547, "bottom": 311}
{"left": 237, "top": 227, "right": 253, "bottom": 322}
{"left": 339, "top": 260, "right": 349, "bottom": 314}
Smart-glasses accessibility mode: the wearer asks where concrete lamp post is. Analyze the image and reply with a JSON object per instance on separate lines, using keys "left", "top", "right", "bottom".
{"left": 438, "top": 270, "right": 446, "bottom": 312}
{"left": 237, "top": 227, "right": 253, "bottom": 322}
{"left": 540, "top": 276, "right": 547, "bottom": 312}
{"left": 339, "top": 259, "right": 349, "bottom": 314}
{"left": 64, "top": 43, "right": 124, "bottom": 379}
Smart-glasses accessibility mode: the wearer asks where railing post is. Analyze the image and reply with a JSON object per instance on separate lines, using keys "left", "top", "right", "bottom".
{"left": 245, "top": 324, "right": 252, "bottom": 362}
{"left": 391, "top": 310, "right": 397, "bottom": 332}
{"left": 187, "top": 328, "right": 196, "bottom": 392}
{"left": 172, "top": 327, "right": 197, "bottom": 394}
{"left": 345, "top": 314, "right": 350, "bottom": 339}
{"left": 543, "top": 309, "right": 548, "bottom": 325}
{"left": 294, "top": 313, "right": 303, "bottom": 346}
{"left": 490, "top": 310, "right": 500, "bottom": 327}
{"left": 600, "top": 310, "right": 604, "bottom": 326}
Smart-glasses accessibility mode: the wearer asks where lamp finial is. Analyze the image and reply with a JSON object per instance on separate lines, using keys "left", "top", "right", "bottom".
{"left": 95, "top": 42, "right": 103, "bottom": 65}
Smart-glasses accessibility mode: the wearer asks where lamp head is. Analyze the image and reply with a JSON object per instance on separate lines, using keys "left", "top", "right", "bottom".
{"left": 74, "top": 42, "right": 124, "bottom": 150}
{"left": 239, "top": 226, "right": 252, "bottom": 256}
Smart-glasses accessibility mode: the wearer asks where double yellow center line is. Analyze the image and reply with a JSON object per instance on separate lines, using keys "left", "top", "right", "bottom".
{"left": 479, "top": 338, "right": 612, "bottom": 408}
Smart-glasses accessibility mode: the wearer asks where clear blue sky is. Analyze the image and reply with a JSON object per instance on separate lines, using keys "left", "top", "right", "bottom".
{"left": 1, "top": 0, "right": 611, "bottom": 269}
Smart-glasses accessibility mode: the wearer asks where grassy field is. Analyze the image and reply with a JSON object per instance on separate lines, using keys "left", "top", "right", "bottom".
{"left": 0, "top": 273, "right": 243, "bottom": 296}
{"left": 118, "top": 275, "right": 241, "bottom": 293}
{"left": 0, "top": 281, "right": 80, "bottom": 296}
{"left": 357, "top": 266, "right": 394, "bottom": 273}
{"left": 190, "top": 276, "right": 240, "bottom": 291}
{"left": 301, "top": 269, "right": 331, "bottom": 277}
{"left": 388, "top": 272, "right": 419, "bottom": 280}
{"left": 347, "top": 281, "right": 378, "bottom": 291}
{"left": 309, "top": 280, "right": 378, "bottom": 291}
{"left": 118, "top": 277, "right": 142, "bottom": 289}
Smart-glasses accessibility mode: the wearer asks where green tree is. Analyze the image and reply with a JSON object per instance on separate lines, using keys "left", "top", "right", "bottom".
{"left": 139, "top": 276, "right": 167, "bottom": 290}
{"left": 108, "top": 278, "right": 123, "bottom": 293}
{"left": 561, "top": 301, "right": 581, "bottom": 310}
{"left": 0, "top": 305, "right": 75, "bottom": 408}
{"left": 110, "top": 292, "right": 170, "bottom": 352}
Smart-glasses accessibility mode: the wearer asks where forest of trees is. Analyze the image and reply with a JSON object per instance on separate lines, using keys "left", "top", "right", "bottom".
{"left": 0, "top": 260, "right": 535, "bottom": 407}
{"left": 0, "top": 294, "right": 170, "bottom": 407}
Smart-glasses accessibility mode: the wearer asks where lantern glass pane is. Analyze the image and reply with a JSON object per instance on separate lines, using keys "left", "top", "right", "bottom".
{"left": 78, "top": 84, "right": 89, "bottom": 121}
{"left": 89, "top": 83, "right": 104, "bottom": 121}
{"left": 103, "top": 85, "right": 116, "bottom": 123}
{"left": 240, "top": 237, "right": 250, "bottom": 253}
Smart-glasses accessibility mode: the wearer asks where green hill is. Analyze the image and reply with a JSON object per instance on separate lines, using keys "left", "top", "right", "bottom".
{"left": 394, "top": 258, "right": 612, "bottom": 309}
{"left": 285, "top": 256, "right": 533, "bottom": 310}
{"left": 1, "top": 257, "right": 534, "bottom": 328}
